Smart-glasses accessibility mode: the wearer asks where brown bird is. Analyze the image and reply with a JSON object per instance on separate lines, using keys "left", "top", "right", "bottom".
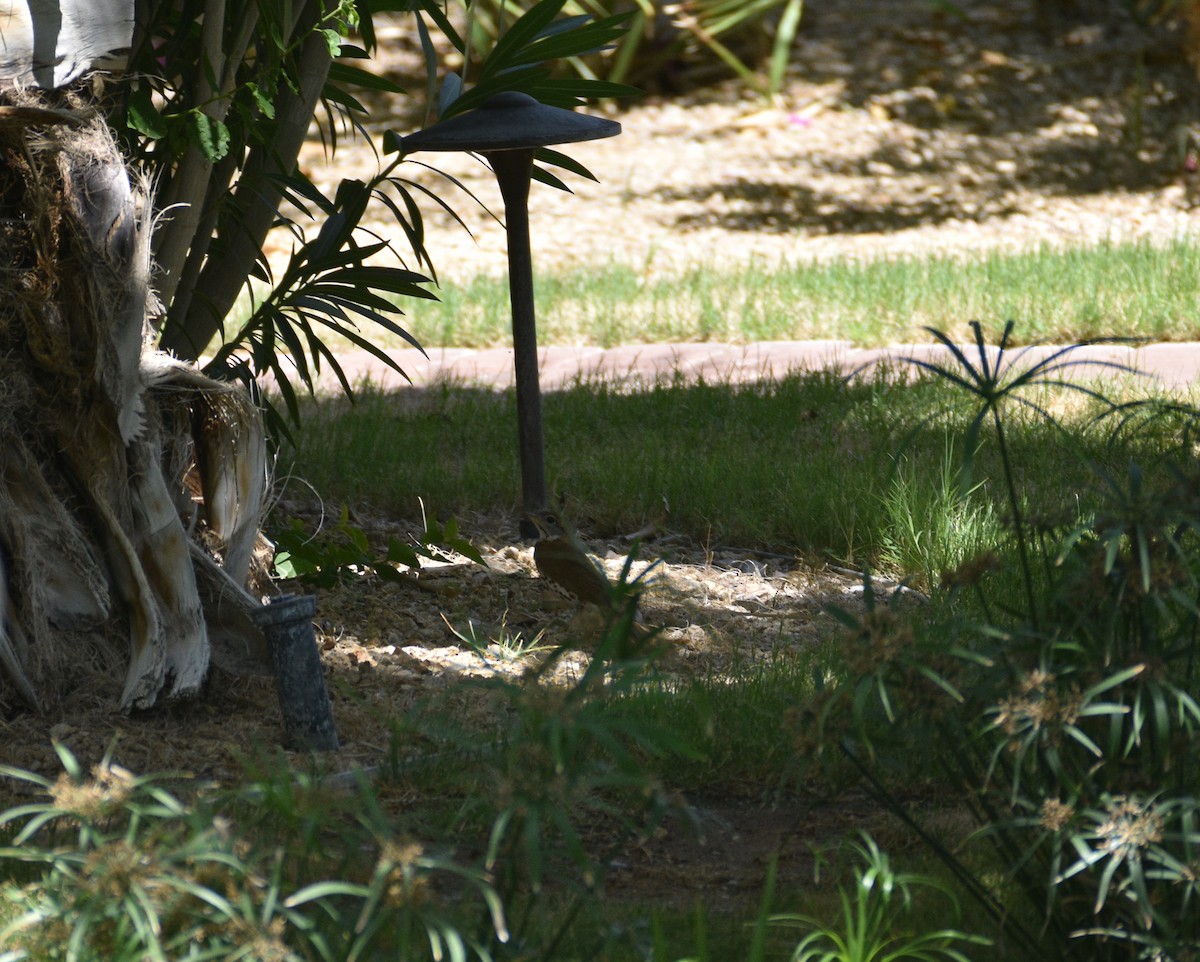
{"left": 525, "top": 511, "right": 615, "bottom": 608}
{"left": 525, "top": 511, "right": 657, "bottom": 649}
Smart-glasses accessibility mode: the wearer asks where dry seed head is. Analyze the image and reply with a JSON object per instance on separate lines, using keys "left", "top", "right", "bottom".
{"left": 50, "top": 760, "right": 135, "bottom": 820}
{"left": 82, "top": 838, "right": 154, "bottom": 900}
{"left": 1040, "top": 797, "right": 1075, "bottom": 832}
{"left": 995, "top": 673, "right": 1081, "bottom": 740}
{"left": 221, "top": 916, "right": 292, "bottom": 962}
{"left": 380, "top": 839, "right": 430, "bottom": 908}
{"left": 1098, "top": 796, "right": 1163, "bottom": 854}
{"left": 1018, "top": 669, "right": 1054, "bottom": 694}
{"left": 844, "top": 608, "right": 913, "bottom": 673}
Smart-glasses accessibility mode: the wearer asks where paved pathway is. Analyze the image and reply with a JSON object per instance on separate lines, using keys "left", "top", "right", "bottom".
{"left": 319, "top": 340, "right": 1200, "bottom": 394}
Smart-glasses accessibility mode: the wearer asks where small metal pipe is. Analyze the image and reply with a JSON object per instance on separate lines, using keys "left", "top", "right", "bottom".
{"left": 254, "top": 593, "right": 339, "bottom": 752}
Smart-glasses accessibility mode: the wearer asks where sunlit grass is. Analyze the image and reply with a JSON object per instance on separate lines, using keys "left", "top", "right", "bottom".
{"left": 331, "top": 236, "right": 1200, "bottom": 350}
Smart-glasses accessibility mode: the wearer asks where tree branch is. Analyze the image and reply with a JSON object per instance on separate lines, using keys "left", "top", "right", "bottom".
{"left": 159, "top": 0, "right": 332, "bottom": 360}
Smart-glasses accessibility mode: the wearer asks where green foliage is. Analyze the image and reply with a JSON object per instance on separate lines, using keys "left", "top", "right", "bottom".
{"left": 283, "top": 364, "right": 1172, "bottom": 584}
{"left": 654, "top": 836, "right": 988, "bottom": 962}
{"left": 384, "top": 0, "right": 641, "bottom": 203}
{"left": 442, "top": 612, "right": 556, "bottom": 661}
{"left": 393, "top": 583, "right": 695, "bottom": 960}
{"left": 14, "top": 315, "right": 1200, "bottom": 959}
{"left": 820, "top": 323, "right": 1200, "bottom": 961}
{"left": 907, "top": 321, "right": 1134, "bottom": 625}
{"left": 205, "top": 170, "right": 439, "bottom": 439}
{"left": 271, "top": 503, "right": 484, "bottom": 586}
{"left": 879, "top": 436, "right": 1001, "bottom": 587}
{"left": 610, "top": 655, "right": 825, "bottom": 795}
{"left": 0, "top": 604, "right": 770, "bottom": 962}
{"left": 115, "top": 0, "right": 636, "bottom": 431}
{"left": 0, "top": 743, "right": 504, "bottom": 961}
{"left": 428, "top": 0, "right": 640, "bottom": 119}
{"left": 120, "top": 0, "right": 378, "bottom": 351}
{"left": 774, "top": 834, "right": 988, "bottom": 962}
{"left": 449, "top": 0, "right": 806, "bottom": 98}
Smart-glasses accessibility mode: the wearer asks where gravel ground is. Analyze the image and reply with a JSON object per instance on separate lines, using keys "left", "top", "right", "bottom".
{"left": 295, "top": 0, "right": 1200, "bottom": 285}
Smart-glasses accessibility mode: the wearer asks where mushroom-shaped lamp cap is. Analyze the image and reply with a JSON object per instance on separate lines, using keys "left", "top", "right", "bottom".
{"left": 399, "top": 91, "right": 620, "bottom": 154}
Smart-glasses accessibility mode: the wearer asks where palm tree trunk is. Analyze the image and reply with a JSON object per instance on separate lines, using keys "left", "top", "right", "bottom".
{"left": 158, "top": 0, "right": 333, "bottom": 360}
{"left": 0, "top": 90, "right": 270, "bottom": 713}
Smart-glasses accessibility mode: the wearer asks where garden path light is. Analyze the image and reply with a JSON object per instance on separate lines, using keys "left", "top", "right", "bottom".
{"left": 398, "top": 92, "right": 620, "bottom": 536}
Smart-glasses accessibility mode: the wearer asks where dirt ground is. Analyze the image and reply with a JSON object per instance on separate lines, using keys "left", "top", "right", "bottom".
{"left": 6, "top": 0, "right": 1200, "bottom": 916}
{"left": 295, "top": 0, "right": 1200, "bottom": 281}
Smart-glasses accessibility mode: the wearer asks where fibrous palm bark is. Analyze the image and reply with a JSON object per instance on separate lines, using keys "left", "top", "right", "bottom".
{"left": 0, "top": 91, "right": 268, "bottom": 713}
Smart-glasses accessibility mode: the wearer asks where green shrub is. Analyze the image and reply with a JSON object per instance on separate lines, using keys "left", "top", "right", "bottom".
{"left": 0, "top": 744, "right": 503, "bottom": 961}
{"left": 452, "top": 0, "right": 804, "bottom": 98}
{"left": 817, "top": 323, "right": 1200, "bottom": 961}
{"left": 774, "top": 833, "right": 988, "bottom": 962}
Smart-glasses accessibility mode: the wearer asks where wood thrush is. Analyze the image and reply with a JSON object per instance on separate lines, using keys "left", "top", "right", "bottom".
{"left": 525, "top": 511, "right": 615, "bottom": 608}
{"left": 525, "top": 511, "right": 656, "bottom": 648}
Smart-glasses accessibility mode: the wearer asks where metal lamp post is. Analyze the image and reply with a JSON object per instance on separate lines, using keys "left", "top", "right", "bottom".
{"left": 398, "top": 92, "right": 620, "bottom": 536}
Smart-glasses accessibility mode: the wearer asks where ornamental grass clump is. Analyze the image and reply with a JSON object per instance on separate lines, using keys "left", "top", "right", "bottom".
{"left": 816, "top": 322, "right": 1200, "bottom": 961}
{"left": 0, "top": 743, "right": 504, "bottom": 962}
{"left": 773, "top": 832, "right": 988, "bottom": 962}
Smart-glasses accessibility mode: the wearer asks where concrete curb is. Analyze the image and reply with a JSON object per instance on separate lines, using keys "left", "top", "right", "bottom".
{"left": 314, "top": 341, "right": 1200, "bottom": 394}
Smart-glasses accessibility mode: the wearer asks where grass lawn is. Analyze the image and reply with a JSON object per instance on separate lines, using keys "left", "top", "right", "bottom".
{"left": 367, "top": 236, "right": 1200, "bottom": 350}
{"left": 281, "top": 340, "right": 1193, "bottom": 589}
{"left": 247, "top": 249, "right": 1200, "bottom": 958}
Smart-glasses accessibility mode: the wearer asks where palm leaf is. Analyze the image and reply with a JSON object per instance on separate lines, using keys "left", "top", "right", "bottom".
{"left": 479, "top": 0, "right": 569, "bottom": 82}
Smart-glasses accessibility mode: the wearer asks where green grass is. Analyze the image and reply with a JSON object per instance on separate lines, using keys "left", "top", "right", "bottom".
{"left": 362, "top": 237, "right": 1200, "bottom": 350}
{"left": 278, "top": 364, "right": 1189, "bottom": 586}
{"left": 0, "top": 638, "right": 1024, "bottom": 961}
{"left": 248, "top": 283, "right": 1200, "bottom": 960}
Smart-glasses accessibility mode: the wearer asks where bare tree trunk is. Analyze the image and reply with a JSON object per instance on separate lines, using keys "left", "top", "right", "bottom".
{"left": 151, "top": 0, "right": 260, "bottom": 313}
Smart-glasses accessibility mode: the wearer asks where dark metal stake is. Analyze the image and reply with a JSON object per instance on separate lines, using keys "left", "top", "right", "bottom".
{"left": 254, "top": 593, "right": 339, "bottom": 752}
{"left": 487, "top": 147, "right": 547, "bottom": 535}
{"left": 395, "top": 93, "right": 620, "bottom": 537}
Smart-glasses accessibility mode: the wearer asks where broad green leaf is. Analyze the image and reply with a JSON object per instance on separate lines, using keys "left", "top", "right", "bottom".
{"left": 247, "top": 82, "right": 277, "bottom": 120}
{"left": 769, "top": 0, "right": 804, "bottom": 97}
{"left": 535, "top": 147, "right": 598, "bottom": 182}
{"left": 321, "top": 83, "right": 368, "bottom": 115}
{"left": 438, "top": 71, "right": 464, "bottom": 117}
{"left": 511, "top": 15, "right": 631, "bottom": 69}
{"left": 328, "top": 61, "right": 406, "bottom": 95}
{"left": 126, "top": 86, "right": 168, "bottom": 139}
{"left": 527, "top": 78, "right": 641, "bottom": 102}
{"left": 387, "top": 538, "right": 422, "bottom": 569}
{"left": 188, "top": 112, "right": 230, "bottom": 163}
{"left": 531, "top": 164, "right": 571, "bottom": 192}
{"left": 480, "top": 0, "right": 568, "bottom": 82}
